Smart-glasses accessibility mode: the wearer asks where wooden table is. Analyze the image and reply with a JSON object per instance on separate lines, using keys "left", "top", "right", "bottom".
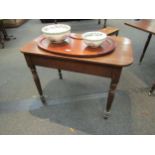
{"left": 125, "top": 19, "right": 155, "bottom": 63}
{"left": 20, "top": 35, "right": 133, "bottom": 118}
{"left": 125, "top": 20, "right": 155, "bottom": 95}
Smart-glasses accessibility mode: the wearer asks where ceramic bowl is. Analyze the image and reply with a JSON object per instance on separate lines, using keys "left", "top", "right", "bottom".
{"left": 82, "top": 31, "right": 107, "bottom": 48}
{"left": 42, "top": 24, "right": 71, "bottom": 43}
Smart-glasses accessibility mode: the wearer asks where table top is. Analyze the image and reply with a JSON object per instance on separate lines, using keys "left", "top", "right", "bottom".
{"left": 20, "top": 35, "right": 133, "bottom": 67}
{"left": 125, "top": 19, "right": 155, "bottom": 34}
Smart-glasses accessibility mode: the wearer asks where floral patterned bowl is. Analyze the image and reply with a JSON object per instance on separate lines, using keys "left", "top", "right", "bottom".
{"left": 42, "top": 24, "right": 71, "bottom": 43}
{"left": 82, "top": 31, "right": 107, "bottom": 48}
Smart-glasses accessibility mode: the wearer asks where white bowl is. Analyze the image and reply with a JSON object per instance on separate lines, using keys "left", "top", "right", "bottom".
{"left": 82, "top": 31, "right": 107, "bottom": 48}
{"left": 42, "top": 24, "right": 71, "bottom": 43}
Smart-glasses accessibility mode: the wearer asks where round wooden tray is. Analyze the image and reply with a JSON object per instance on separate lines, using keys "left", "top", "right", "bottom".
{"left": 37, "top": 35, "right": 116, "bottom": 58}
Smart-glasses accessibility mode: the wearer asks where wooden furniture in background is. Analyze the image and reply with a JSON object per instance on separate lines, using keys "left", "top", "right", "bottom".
{"left": 125, "top": 20, "right": 155, "bottom": 95}
{"left": 0, "top": 31, "right": 4, "bottom": 48}
{"left": 2, "top": 19, "right": 28, "bottom": 28}
{"left": 0, "top": 20, "right": 10, "bottom": 48}
{"left": 99, "top": 27, "right": 119, "bottom": 36}
{"left": 40, "top": 19, "right": 85, "bottom": 23}
{"left": 0, "top": 20, "right": 16, "bottom": 48}
{"left": 98, "top": 19, "right": 107, "bottom": 28}
{"left": 69, "top": 26, "right": 119, "bottom": 41}
{"left": 20, "top": 35, "right": 133, "bottom": 119}
{"left": 125, "top": 19, "right": 155, "bottom": 63}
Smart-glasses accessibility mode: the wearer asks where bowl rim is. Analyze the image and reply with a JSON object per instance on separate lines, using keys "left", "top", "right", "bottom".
{"left": 42, "top": 24, "right": 71, "bottom": 35}
{"left": 82, "top": 31, "right": 107, "bottom": 41}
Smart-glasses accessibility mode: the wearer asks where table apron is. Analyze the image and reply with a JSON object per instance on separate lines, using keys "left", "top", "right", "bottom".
{"left": 25, "top": 54, "right": 122, "bottom": 78}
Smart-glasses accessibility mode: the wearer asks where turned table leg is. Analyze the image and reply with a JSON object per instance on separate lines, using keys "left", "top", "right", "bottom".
{"left": 103, "top": 19, "right": 107, "bottom": 28}
{"left": 149, "top": 82, "right": 155, "bottom": 96}
{"left": 58, "top": 69, "right": 63, "bottom": 79}
{"left": 24, "top": 55, "right": 46, "bottom": 104}
{"left": 30, "top": 65, "right": 46, "bottom": 105}
{"left": 104, "top": 69, "right": 121, "bottom": 119}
